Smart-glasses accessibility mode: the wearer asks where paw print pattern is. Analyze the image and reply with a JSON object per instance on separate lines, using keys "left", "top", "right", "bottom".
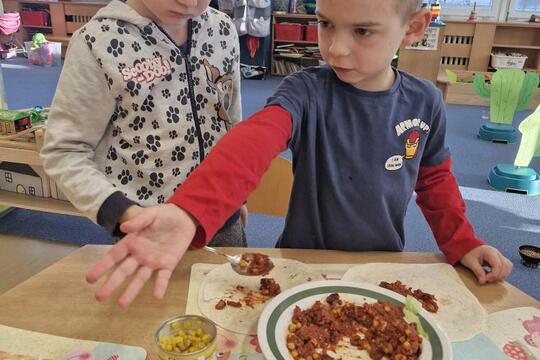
{"left": 137, "top": 170, "right": 144, "bottom": 178}
{"left": 84, "top": 34, "right": 96, "bottom": 50}
{"left": 207, "top": 28, "right": 213, "bottom": 37}
{"left": 202, "top": 132, "right": 216, "bottom": 149}
{"left": 218, "top": 20, "right": 231, "bottom": 36}
{"left": 132, "top": 150, "right": 149, "bottom": 165}
{"left": 171, "top": 146, "right": 186, "bottom": 161}
{"left": 141, "top": 95, "right": 155, "bottom": 112}
{"left": 192, "top": 151, "right": 199, "bottom": 160}
{"left": 117, "top": 62, "right": 126, "bottom": 72}
{"left": 184, "top": 127, "right": 196, "bottom": 144}
{"left": 129, "top": 116, "right": 145, "bottom": 131}
{"left": 177, "top": 88, "right": 189, "bottom": 105}
{"left": 166, "top": 106, "right": 180, "bottom": 124}
{"left": 105, "top": 166, "right": 112, "bottom": 175}
{"left": 112, "top": 126, "right": 122, "bottom": 137}
{"left": 116, "top": 20, "right": 130, "bottom": 35}
{"left": 172, "top": 167, "right": 181, "bottom": 177}
{"left": 153, "top": 51, "right": 161, "bottom": 58}
{"left": 149, "top": 172, "right": 164, "bottom": 188}
{"left": 101, "top": 24, "right": 110, "bottom": 32}
{"left": 192, "top": 76, "right": 201, "bottom": 86}
{"left": 107, "top": 146, "right": 118, "bottom": 161}
{"left": 222, "top": 57, "right": 234, "bottom": 75}
{"left": 186, "top": 113, "right": 194, "bottom": 123}
{"left": 186, "top": 166, "right": 196, "bottom": 178}
{"left": 192, "top": 20, "right": 202, "bottom": 34}
{"left": 97, "top": 58, "right": 103, "bottom": 68}
{"left": 190, "top": 56, "right": 202, "bottom": 71}
{"left": 211, "top": 117, "right": 223, "bottom": 133}
{"left": 179, "top": 72, "right": 187, "bottom": 82}
{"left": 146, "top": 135, "right": 161, "bottom": 152}
{"left": 154, "top": 158, "right": 163, "bottom": 168}
{"left": 104, "top": 73, "right": 113, "bottom": 89}
{"left": 122, "top": 158, "right": 128, "bottom": 165}
{"left": 107, "top": 39, "right": 125, "bottom": 57}
{"left": 132, "top": 103, "right": 138, "bottom": 111}
{"left": 152, "top": 120, "right": 159, "bottom": 129}
{"left": 157, "top": 195, "right": 165, "bottom": 204}
{"left": 136, "top": 186, "right": 152, "bottom": 201}
{"left": 169, "top": 48, "right": 183, "bottom": 65}
{"left": 198, "top": 115, "right": 207, "bottom": 125}
{"left": 117, "top": 169, "right": 133, "bottom": 185}
{"left": 195, "top": 94, "right": 209, "bottom": 110}
{"left": 126, "top": 81, "right": 142, "bottom": 97}
{"left": 79, "top": 26, "right": 87, "bottom": 34}
{"left": 141, "top": 26, "right": 157, "bottom": 46}
{"left": 220, "top": 40, "right": 227, "bottom": 50}
{"left": 200, "top": 43, "right": 214, "bottom": 57}
{"left": 119, "top": 138, "right": 131, "bottom": 149}
{"left": 169, "top": 130, "right": 178, "bottom": 139}
{"left": 201, "top": 11, "right": 209, "bottom": 21}
{"left": 191, "top": 40, "right": 198, "bottom": 49}
{"left": 131, "top": 41, "right": 141, "bottom": 52}
{"left": 162, "top": 89, "right": 171, "bottom": 98}
{"left": 133, "top": 135, "right": 141, "bottom": 144}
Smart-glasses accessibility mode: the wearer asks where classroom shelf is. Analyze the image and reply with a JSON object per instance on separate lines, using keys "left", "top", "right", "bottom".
{"left": 0, "top": 190, "right": 79, "bottom": 216}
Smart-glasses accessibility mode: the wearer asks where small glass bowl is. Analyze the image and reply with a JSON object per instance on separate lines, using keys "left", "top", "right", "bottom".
{"left": 155, "top": 315, "right": 217, "bottom": 360}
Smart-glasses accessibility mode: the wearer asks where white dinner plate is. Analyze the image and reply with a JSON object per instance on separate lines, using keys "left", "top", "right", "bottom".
{"left": 257, "top": 280, "right": 452, "bottom": 360}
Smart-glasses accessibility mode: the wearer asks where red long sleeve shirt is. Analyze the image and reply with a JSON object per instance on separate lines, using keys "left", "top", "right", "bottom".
{"left": 169, "top": 105, "right": 484, "bottom": 265}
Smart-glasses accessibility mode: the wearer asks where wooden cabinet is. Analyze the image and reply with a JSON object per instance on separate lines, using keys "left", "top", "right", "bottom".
{"left": 3, "top": 0, "right": 107, "bottom": 56}
{"left": 271, "top": 12, "right": 321, "bottom": 76}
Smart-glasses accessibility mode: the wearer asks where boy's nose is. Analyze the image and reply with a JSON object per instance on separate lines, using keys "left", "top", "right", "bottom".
{"left": 328, "top": 35, "right": 351, "bottom": 58}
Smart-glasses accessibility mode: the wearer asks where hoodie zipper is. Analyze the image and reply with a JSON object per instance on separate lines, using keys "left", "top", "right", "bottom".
{"left": 153, "top": 20, "right": 206, "bottom": 162}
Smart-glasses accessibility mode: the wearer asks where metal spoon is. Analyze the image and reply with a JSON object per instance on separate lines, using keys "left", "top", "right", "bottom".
{"left": 202, "top": 246, "right": 273, "bottom": 276}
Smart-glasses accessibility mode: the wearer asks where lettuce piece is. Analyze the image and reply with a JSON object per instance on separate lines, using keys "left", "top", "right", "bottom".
{"left": 403, "top": 295, "right": 429, "bottom": 340}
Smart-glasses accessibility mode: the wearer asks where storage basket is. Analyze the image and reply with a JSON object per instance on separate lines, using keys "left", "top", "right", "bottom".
{"left": 274, "top": 22, "right": 303, "bottom": 41}
{"left": 304, "top": 23, "right": 318, "bottom": 42}
{"left": 20, "top": 11, "right": 49, "bottom": 27}
{"left": 490, "top": 53, "right": 527, "bottom": 69}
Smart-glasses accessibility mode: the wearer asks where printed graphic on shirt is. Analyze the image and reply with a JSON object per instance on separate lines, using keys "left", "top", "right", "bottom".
{"left": 120, "top": 56, "right": 172, "bottom": 84}
{"left": 203, "top": 58, "right": 233, "bottom": 130}
{"left": 385, "top": 118, "right": 430, "bottom": 171}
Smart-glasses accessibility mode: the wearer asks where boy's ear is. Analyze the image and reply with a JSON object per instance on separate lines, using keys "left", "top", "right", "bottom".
{"left": 401, "top": 9, "right": 432, "bottom": 46}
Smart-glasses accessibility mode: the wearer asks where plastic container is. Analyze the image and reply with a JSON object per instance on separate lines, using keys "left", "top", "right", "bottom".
{"left": 21, "top": 11, "right": 49, "bottom": 27}
{"left": 304, "top": 23, "right": 318, "bottom": 42}
{"left": 519, "top": 245, "right": 540, "bottom": 268}
{"left": 155, "top": 315, "right": 217, "bottom": 360}
{"left": 490, "top": 52, "right": 527, "bottom": 69}
{"left": 24, "top": 41, "right": 61, "bottom": 66}
{"left": 274, "top": 22, "right": 303, "bottom": 41}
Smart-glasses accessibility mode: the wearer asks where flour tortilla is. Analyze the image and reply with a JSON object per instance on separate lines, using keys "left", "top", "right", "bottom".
{"left": 198, "top": 258, "right": 318, "bottom": 335}
{"left": 341, "top": 263, "right": 487, "bottom": 341}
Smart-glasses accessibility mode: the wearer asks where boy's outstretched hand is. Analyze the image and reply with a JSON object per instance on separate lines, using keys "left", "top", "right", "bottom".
{"left": 460, "top": 245, "right": 513, "bottom": 285}
{"left": 86, "top": 204, "right": 197, "bottom": 308}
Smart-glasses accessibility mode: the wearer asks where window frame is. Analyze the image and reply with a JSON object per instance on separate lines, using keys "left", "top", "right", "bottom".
{"left": 439, "top": 0, "right": 506, "bottom": 20}
{"left": 507, "top": 0, "right": 540, "bottom": 20}
{"left": 4, "top": 172, "right": 12, "bottom": 183}
{"left": 29, "top": 186, "right": 36, "bottom": 196}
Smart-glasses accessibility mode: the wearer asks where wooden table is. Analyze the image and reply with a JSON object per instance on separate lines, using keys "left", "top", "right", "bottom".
{"left": 0, "top": 246, "right": 538, "bottom": 359}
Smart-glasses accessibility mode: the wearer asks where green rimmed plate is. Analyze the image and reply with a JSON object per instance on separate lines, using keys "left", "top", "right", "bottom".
{"left": 257, "top": 280, "right": 452, "bottom": 360}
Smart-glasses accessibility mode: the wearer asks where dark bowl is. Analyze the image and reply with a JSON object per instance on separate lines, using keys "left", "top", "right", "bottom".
{"left": 519, "top": 245, "right": 540, "bottom": 268}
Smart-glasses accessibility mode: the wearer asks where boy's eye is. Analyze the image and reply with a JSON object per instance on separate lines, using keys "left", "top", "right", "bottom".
{"left": 317, "top": 20, "right": 331, "bottom": 28}
{"left": 355, "top": 28, "right": 372, "bottom": 36}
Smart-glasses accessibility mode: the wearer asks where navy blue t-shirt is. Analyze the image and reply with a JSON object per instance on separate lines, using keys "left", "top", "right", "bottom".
{"left": 266, "top": 66, "right": 450, "bottom": 251}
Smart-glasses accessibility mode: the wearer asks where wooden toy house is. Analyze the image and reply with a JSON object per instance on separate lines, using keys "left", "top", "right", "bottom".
{"left": 0, "top": 112, "right": 31, "bottom": 136}
{"left": 0, "top": 162, "right": 51, "bottom": 198}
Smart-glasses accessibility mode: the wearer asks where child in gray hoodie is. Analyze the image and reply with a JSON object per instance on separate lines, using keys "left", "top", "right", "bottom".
{"left": 41, "top": 0, "right": 247, "bottom": 246}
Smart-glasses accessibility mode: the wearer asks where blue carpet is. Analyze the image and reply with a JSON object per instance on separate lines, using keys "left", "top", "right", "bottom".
{"left": 1, "top": 57, "right": 539, "bottom": 300}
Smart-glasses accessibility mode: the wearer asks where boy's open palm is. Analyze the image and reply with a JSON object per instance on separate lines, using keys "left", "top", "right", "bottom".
{"left": 85, "top": 204, "right": 197, "bottom": 308}
{"left": 460, "top": 245, "right": 513, "bottom": 285}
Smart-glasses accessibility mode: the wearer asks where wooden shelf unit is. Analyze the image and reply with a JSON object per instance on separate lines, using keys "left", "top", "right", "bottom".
{"left": 3, "top": 0, "right": 107, "bottom": 57}
{"left": 271, "top": 12, "right": 321, "bottom": 76}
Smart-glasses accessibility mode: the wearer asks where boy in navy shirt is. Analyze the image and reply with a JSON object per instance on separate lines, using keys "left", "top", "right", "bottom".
{"left": 87, "top": 0, "right": 513, "bottom": 307}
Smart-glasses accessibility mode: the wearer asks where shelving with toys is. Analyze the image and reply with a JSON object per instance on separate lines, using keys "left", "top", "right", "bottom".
{"left": 271, "top": 12, "right": 322, "bottom": 76}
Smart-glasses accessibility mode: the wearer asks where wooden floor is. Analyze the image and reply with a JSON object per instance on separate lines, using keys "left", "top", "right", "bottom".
{"left": 0, "top": 233, "right": 80, "bottom": 294}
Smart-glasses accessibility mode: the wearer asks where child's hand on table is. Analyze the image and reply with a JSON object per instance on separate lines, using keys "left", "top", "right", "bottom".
{"left": 460, "top": 245, "right": 513, "bottom": 285}
{"left": 86, "top": 204, "right": 197, "bottom": 308}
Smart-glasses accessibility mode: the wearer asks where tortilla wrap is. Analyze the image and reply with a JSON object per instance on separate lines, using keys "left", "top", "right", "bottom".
{"left": 198, "top": 258, "right": 317, "bottom": 335}
{"left": 341, "top": 263, "right": 487, "bottom": 342}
